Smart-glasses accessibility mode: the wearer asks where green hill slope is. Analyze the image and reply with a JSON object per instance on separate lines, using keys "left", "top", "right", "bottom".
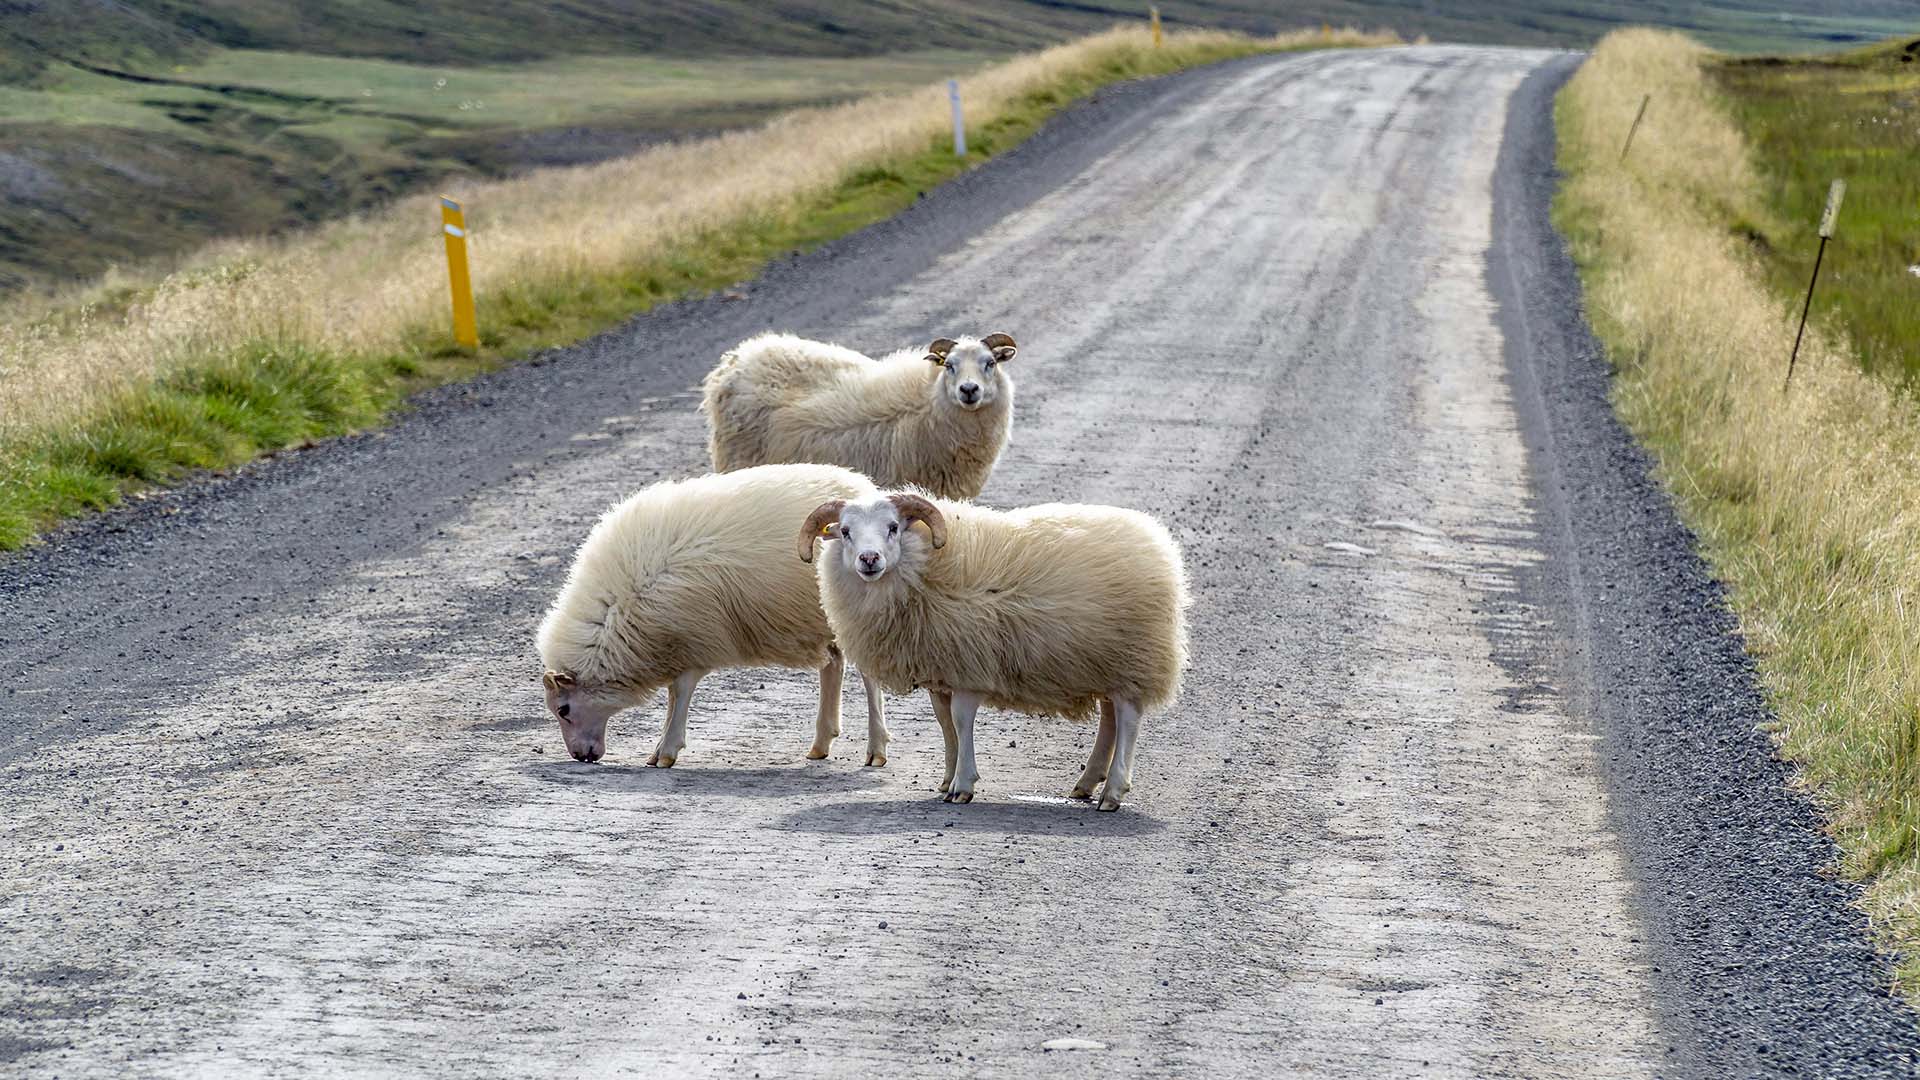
{"left": 1, "top": 1, "right": 1911, "bottom": 292}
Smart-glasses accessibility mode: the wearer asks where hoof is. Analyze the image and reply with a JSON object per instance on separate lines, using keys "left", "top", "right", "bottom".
{"left": 1097, "top": 795, "right": 1121, "bottom": 812}
{"left": 864, "top": 752, "right": 888, "bottom": 767}
{"left": 650, "top": 753, "right": 677, "bottom": 768}
{"left": 1068, "top": 786, "right": 1094, "bottom": 801}
{"left": 805, "top": 746, "right": 829, "bottom": 760}
{"left": 942, "top": 790, "right": 974, "bottom": 804}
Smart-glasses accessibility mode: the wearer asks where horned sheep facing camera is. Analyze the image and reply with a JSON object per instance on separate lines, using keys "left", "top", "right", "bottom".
{"left": 801, "top": 491, "right": 1190, "bottom": 811}
{"left": 701, "top": 331, "right": 1020, "bottom": 500}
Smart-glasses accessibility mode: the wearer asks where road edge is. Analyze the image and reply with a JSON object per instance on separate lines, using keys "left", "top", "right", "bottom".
{"left": 1487, "top": 54, "right": 1920, "bottom": 1078}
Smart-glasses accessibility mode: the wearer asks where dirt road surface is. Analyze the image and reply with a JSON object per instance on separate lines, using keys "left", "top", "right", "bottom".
{"left": 4, "top": 47, "right": 1917, "bottom": 1078}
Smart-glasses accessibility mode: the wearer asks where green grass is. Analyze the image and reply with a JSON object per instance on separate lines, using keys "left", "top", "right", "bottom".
{"left": 1709, "top": 37, "right": 1920, "bottom": 382}
{"left": 0, "top": 48, "right": 1003, "bottom": 293}
{"left": 0, "top": 31, "right": 1346, "bottom": 549}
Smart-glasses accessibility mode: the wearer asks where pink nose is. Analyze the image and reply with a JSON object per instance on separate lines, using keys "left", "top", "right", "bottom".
{"left": 859, "top": 551, "right": 881, "bottom": 570}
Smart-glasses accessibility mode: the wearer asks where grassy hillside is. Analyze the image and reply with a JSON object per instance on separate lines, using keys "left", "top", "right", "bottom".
{"left": 5, "top": 0, "right": 1911, "bottom": 77}
{"left": 1709, "top": 37, "right": 1920, "bottom": 382}
{"left": 1556, "top": 29, "right": 1920, "bottom": 999}
{"left": 2, "top": 1, "right": 1908, "bottom": 293}
{"left": 0, "top": 48, "right": 997, "bottom": 291}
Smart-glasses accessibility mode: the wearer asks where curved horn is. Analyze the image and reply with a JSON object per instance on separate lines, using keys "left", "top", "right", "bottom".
{"left": 981, "top": 332, "right": 1017, "bottom": 362}
{"left": 926, "top": 338, "right": 957, "bottom": 364}
{"left": 798, "top": 499, "right": 848, "bottom": 563}
{"left": 888, "top": 493, "right": 948, "bottom": 550}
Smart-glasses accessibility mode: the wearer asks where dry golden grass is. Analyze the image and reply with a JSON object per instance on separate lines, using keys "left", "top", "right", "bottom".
{"left": 1557, "top": 29, "right": 1920, "bottom": 995}
{"left": 0, "top": 26, "right": 1392, "bottom": 448}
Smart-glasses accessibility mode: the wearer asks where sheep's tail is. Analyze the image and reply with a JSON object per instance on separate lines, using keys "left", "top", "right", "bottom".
{"left": 701, "top": 349, "right": 747, "bottom": 471}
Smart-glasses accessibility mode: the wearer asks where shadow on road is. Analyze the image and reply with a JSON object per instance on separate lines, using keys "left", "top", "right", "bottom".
{"left": 512, "top": 760, "right": 891, "bottom": 798}
{"left": 775, "top": 796, "right": 1169, "bottom": 837}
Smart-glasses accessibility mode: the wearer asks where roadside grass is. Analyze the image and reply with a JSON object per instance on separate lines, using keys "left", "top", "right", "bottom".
{"left": 1707, "top": 37, "right": 1920, "bottom": 382}
{"left": 0, "top": 26, "right": 1399, "bottom": 550}
{"left": 1555, "top": 28, "right": 1920, "bottom": 997}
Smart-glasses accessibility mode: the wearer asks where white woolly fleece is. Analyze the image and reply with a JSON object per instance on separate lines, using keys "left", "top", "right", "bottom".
{"left": 537, "top": 463, "right": 876, "bottom": 702}
{"left": 816, "top": 495, "right": 1190, "bottom": 721}
{"left": 701, "top": 332, "right": 1013, "bottom": 500}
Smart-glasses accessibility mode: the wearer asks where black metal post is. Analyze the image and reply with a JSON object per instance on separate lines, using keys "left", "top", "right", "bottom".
{"left": 1785, "top": 234, "right": 1828, "bottom": 391}
{"left": 1620, "top": 94, "right": 1651, "bottom": 163}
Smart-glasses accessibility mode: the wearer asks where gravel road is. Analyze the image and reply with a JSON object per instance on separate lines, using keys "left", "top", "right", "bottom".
{"left": 3, "top": 46, "right": 1917, "bottom": 1078}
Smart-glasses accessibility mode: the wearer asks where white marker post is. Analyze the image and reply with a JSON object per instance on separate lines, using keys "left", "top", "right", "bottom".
{"left": 1785, "top": 178, "right": 1845, "bottom": 390}
{"left": 948, "top": 79, "right": 967, "bottom": 158}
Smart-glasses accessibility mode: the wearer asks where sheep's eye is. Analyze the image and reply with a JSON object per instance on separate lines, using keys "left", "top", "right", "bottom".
{"left": 558, "top": 703, "right": 571, "bottom": 718}
{"left": 888, "top": 523, "right": 899, "bottom": 536}
{"left": 984, "top": 359, "right": 996, "bottom": 369}
{"left": 945, "top": 361, "right": 955, "bottom": 372}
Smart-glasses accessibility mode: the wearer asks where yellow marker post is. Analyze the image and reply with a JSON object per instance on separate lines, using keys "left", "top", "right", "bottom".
{"left": 1150, "top": 7, "right": 1162, "bottom": 47}
{"left": 440, "top": 195, "right": 478, "bottom": 349}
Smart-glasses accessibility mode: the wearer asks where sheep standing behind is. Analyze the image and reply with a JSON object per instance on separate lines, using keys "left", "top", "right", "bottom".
{"left": 537, "top": 464, "right": 888, "bottom": 767}
{"left": 702, "top": 331, "right": 1019, "bottom": 500}
{"left": 800, "top": 491, "right": 1189, "bottom": 811}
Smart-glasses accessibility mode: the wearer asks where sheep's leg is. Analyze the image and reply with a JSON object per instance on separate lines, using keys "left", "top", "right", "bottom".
{"left": 649, "top": 670, "right": 702, "bottom": 768}
{"left": 930, "top": 690, "right": 958, "bottom": 792}
{"left": 942, "top": 690, "right": 983, "bottom": 805}
{"left": 1070, "top": 698, "right": 1118, "bottom": 800}
{"left": 1097, "top": 697, "right": 1141, "bottom": 812}
{"left": 809, "top": 647, "right": 845, "bottom": 760}
{"left": 862, "top": 672, "right": 890, "bottom": 768}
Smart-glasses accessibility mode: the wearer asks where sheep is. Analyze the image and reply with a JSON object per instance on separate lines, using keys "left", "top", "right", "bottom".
{"left": 701, "top": 331, "right": 1020, "bottom": 500}
{"left": 537, "top": 463, "right": 891, "bottom": 768}
{"left": 798, "top": 491, "right": 1189, "bottom": 811}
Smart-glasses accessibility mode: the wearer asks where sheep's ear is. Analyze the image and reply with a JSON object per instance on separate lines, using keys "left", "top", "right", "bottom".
{"left": 799, "top": 499, "right": 848, "bottom": 563}
{"left": 982, "top": 333, "right": 1017, "bottom": 363}
{"left": 543, "top": 671, "right": 575, "bottom": 692}
{"left": 925, "top": 338, "right": 957, "bottom": 364}
{"left": 889, "top": 493, "right": 948, "bottom": 550}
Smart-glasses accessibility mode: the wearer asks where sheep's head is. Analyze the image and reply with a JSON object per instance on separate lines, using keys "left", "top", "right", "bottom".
{"left": 542, "top": 670, "right": 621, "bottom": 762}
{"left": 800, "top": 493, "right": 947, "bottom": 581}
{"left": 926, "top": 333, "right": 1015, "bottom": 412}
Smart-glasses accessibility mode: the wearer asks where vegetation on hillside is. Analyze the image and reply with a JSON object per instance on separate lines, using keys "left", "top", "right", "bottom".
{"left": 0, "top": 26, "right": 1397, "bottom": 550}
{"left": 0, "top": 49, "right": 996, "bottom": 291}
{"left": 4, "top": 0, "right": 1908, "bottom": 80}
{"left": 1709, "top": 38, "right": 1920, "bottom": 382}
{"left": 2, "top": 1, "right": 1905, "bottom": 293}
{"left": 1556, "top": 28, "right": 1920, "bottom": 998}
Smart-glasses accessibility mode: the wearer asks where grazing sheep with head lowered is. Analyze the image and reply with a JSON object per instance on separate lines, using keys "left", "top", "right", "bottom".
{"left": 702, "top": 331, "right": 1019, "bottom": 500}
{"left": 800, "top": 491, "right": 1189, "bottom": 810}
{"left": 538, "top": 464, "right": 889, "bottom": 767}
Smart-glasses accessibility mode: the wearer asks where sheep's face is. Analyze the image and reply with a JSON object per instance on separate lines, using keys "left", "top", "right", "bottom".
{"left": 927, "top": 333, "right": 1015, "bottom": 413}
{"left": 833, "top": 499, "right": 910, "bottom": 581}
{"left": 804, "top": 493, "right": 949, "bottom": 583}
{"left": 543, "top": 671, "right": 621, "bottom": 763}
